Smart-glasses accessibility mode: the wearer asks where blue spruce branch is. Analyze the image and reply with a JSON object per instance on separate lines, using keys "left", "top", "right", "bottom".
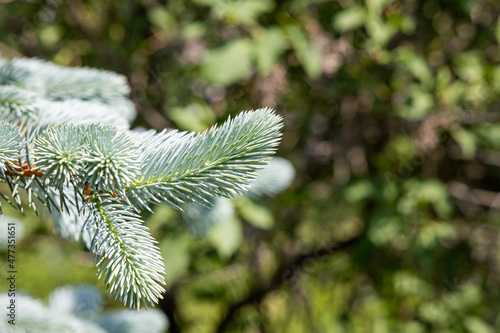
{"left": 0, "top": 56, "right": 283, "bottom": 309}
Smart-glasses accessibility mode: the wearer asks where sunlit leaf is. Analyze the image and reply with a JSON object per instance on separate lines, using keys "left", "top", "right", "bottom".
{"left": 201, "top": 38, "right": 253, "bottom": 85}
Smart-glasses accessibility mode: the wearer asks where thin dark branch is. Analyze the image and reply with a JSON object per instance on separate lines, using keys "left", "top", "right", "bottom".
{"left": 216, "top": 234, "right": 364, "bottom": 332}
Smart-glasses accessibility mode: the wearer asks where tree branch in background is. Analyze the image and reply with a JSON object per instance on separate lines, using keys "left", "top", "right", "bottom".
{"left": 216, "top": 234, "right": 365, "bottom": 332}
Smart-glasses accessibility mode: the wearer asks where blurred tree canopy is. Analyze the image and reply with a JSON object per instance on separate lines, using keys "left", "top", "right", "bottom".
{"left": 2, "top": 0, "right": 500, "bottom": 332}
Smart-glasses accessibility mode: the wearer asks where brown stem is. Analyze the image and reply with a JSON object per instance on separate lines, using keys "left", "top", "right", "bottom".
{"left": 4, "top": 161, "right": 44, "bottom": 177}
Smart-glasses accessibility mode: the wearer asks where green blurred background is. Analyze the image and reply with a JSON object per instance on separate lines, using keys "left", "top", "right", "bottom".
{"left": 2, "top": 0, "right": 500, "bottom": 332}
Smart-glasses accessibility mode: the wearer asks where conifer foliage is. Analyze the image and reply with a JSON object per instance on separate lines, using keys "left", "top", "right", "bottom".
{"left": 0, "top": 57, "right": 282, "bottom": 309}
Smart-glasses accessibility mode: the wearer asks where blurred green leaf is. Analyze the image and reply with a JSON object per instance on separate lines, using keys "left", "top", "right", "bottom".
{"left": 38, "top": 25, "right": 62, "bottom": 48}
{"left": 254, "top": 27, "right": 286, "bottom": 76}
{"left": 332, "top": 5, "right": 367, "bottom": 32}
{"left": 366, "top": 0, "right": 392, "bottom": 13}
{"left": 201, "top": 38, "right": 253, "bottom": 85}
{"left": 473, "top": 124, "right": 500, "bottom": 150}
{"left": 366, "top": 17, "right": 397, "bottom": 47}
{"left": 451, "top": 128, "right": 477, "bottom": 160}
{"left": 344, "top": 179, "right": 376, "bottom": 203}
{"left": 182, "top": 22, "right": 207, "bottom": 40}
{"left": 396, "top": 84, "right": 434, "bottom": 120}
{"left": 148, "top": 6, "right": 177, "bottom": 33}
{"left": 393, "top": 271, "right": 433, "bottom": 297}
{"left": 235, "top": 196, "right": 275, "bottom": 230}
{"left": 223, "top": 0, "right": 274, "bottom": 24}
{"left": 416, "top": 221, "right": 457, "bottom": 249}
{"left": 399, "top": 179, "right": 453, "bottom": 218}
{"left": 419, "top": 300, "right": 450, "bottom": 325}
{"left": 284, "top": 24, "right": 322, "bottom": 79}
{"left": 442, "top": 283, "right": 482, "bottom": 312}
{"left": 491, "top": 66, "right": 500, "bottom": 93}
{"left": 368, "top": 214, "right": 403, "bottom": 246}
{"left": 168, "top": 102, "right": 216, "bottom": 131}
{"left": 194, "top": 0, "right": 274, "bottom": 24}
{"left": 397, "top": 48, "right": 434, "bottom": 88}
{"left": 208, "top": 216, "right": 243, "bottom": 259}
{"left": 400, "top": 322, "right": 426, "bottom": 333}
{"left": 453, "top": 51, "right": 484, "bottom": 83}
{"left": 464, "top": 317, "right": 495, "bottom": 333}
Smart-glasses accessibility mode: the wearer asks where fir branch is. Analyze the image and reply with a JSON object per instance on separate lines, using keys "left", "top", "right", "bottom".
{"left": 0, "top": 86, "right": 41, "bottom": 123}
{"left": 82, "top": 124, "right": 141, "bottom": 193}
{"left": 7, "top": 57, "right": 130, "bottom": 103}
{"left": 0, "top": 285, "right": 169, "bottom": 333}
{"left": 0, "top": 294, "right": 108, "bottom": 333}
{"left": 87, "top": 195, "right": 166, "bottom": 309}
{"left": 37, "top": 99, "right": 132, "bottom": 130}
{"left": 0, "top": 121, "right": 22, "bottom": 172}
{"left": 51, "top": 199, "right": 96, "bottom": 248}
{"left": 33, "top": 124, "right": 86, "bottom": 189}
{"left": 0, "top": 55, "right": 284, "bottom": 310}
{"left": 127, "top": 108, "right": 283, "bottom": 210}
{"left": 0, "top": 60, "right": 33, "bottom": 87}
